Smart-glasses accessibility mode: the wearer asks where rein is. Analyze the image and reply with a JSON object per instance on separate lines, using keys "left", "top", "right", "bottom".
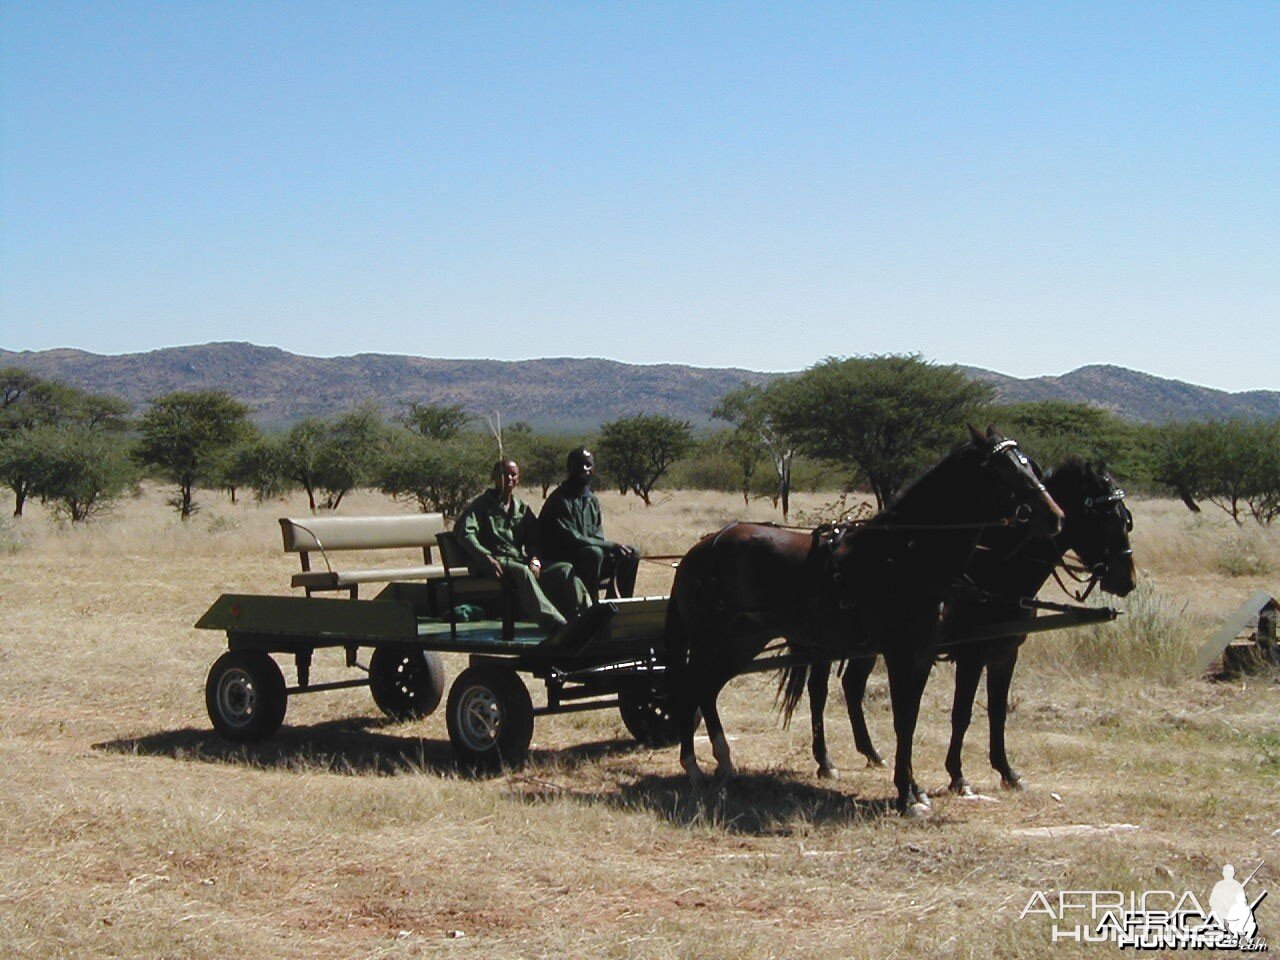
{"left": 1051, "top": 557, "right": 1102, "bottom": 602}
{"left": 766, "top": 514, "right": 1031, "bottom": 536}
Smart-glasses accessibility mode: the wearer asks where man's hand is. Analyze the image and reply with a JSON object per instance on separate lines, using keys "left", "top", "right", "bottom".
{"left": 488, "top": 556, "right": 504, "bottom": 580}
{"left": 528, "top": 556, "right": 543, "bottom": 579}
{"left": 612, "top": 543, "right": 637, "bottom": 559}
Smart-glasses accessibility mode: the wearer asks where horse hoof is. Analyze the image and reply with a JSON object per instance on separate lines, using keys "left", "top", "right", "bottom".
{"left": 683, "top": 763, "right": 707, "bottom": 788}
{"left": 1001, "top": 777, "right": 1025, "bottom": 792}
{"left": 950, "top": 782, "right": 974, "bottom": 798}
{"left": 902, "top": 801, "right": 931, "bottom": 819}
{"left": 866, "top": 757, "right": 886, "bottom": 769}
{"left": 817, "top": 765, "right": 839, "bottom": 781}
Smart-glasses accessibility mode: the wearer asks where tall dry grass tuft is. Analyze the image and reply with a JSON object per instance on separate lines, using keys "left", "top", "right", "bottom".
{"left": 1053, "top": 578, "right": 1200, "bottom": 682}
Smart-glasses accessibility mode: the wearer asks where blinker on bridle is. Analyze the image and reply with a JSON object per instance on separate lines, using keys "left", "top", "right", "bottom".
{"left": 984, "top": 437, "right": 1051, "bottom": 497}
{"left": 1084, "top": 487, "right": 1134, "bottom": 533}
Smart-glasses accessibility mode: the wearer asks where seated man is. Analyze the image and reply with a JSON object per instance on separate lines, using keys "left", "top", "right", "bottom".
{"left": 539, "top": 448, "right": 639, "bottom": 599}
{"left": 454, "top": 459, "right": 591, "bottom": 630}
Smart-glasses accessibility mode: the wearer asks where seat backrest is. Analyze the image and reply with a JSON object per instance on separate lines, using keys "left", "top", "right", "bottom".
{"left": 280, "top": 514, "right": 446, "bottom": 553}
{"left": 435, "top": 531, "right": 472, "bottom": 571}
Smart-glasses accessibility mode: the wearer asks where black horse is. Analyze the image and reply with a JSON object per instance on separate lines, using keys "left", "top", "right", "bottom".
{"left": 665, "top": 427, "right": 1065, "bottom": 815}
{"left": 791, "top": 458, "right": 1136, "bottom": 794}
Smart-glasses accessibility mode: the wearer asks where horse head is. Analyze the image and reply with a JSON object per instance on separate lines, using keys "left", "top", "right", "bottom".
{"left": 1044, "top": 458, "right": 1137, "bottom": 597}
{"left": 967, "top": 425, "right": 1065, "bottom": 538}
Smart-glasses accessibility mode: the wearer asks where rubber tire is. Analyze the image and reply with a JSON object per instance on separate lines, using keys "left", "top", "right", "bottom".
{"left": 369, "top": 646, "right": 446, "bottom": 721}
{"left": 206, "top": 650, "right": 287, "bottom": 742}
{"left": 446, "top": 665, "right": 534, "bottom": 772}
{"left": 618, "top": 690, "right": 682, "bottom": 747}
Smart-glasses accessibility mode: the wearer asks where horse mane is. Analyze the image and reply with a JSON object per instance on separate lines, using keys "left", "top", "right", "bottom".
{"left": 882, "top": 439, "right": 981, "bottom": 517}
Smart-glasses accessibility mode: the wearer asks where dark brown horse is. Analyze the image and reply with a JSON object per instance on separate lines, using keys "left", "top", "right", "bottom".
{"left": 792, "top": 458, "right": 1136, "bottom": 794}
{"left": 665, "top": 427, "right": 1065, "bottom": 815}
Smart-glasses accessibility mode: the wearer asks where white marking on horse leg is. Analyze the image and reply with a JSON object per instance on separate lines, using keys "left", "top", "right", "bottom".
{"left": 902, "top": 800, "right": 932, "bottom": 819}
{"left": 710, "top": 729, "right": 736, "bottom": 778}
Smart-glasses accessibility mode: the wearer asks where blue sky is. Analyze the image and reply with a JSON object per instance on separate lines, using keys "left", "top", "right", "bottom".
{"left": 2, "top": 2, "right": 1276, "bottom": 391}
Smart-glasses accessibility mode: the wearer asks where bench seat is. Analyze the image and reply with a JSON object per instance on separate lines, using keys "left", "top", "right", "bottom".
{"left": 280, "top": 514, "right": 449, "bottom": 598}
{"left": 291, "top": 564, "right": 448, "bottom": 590}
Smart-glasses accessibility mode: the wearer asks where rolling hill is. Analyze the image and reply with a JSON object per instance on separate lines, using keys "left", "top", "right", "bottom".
{"left": 1, "top": 343, "right": 1276, "bottom": 429}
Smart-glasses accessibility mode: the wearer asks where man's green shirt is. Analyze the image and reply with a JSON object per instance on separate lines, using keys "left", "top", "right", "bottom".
{"left": 455, "top": 489, "right": 542, "bottom": 565}
{"left": 539, "top": 483, "right": 612, "bottom": 563}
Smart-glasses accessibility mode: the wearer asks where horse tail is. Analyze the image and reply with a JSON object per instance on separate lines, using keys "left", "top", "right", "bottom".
{"left": 775, "top": 661, "right": 810, "bottom": 727}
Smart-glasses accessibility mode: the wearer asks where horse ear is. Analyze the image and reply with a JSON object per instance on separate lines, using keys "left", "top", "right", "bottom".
{"left": 968, "top": 424, "right": 989, "bottom": 447}
{"left": 985, "top": 423, "right": 1005, "bottom": 442}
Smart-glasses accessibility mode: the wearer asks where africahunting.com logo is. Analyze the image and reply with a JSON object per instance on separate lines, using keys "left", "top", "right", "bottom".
{"left": 1020, "top": 862, "right": 1268, "bottom": 951}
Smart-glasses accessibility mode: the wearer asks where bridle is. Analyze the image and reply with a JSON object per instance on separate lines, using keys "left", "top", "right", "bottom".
{"left": 1052, "top": 482, "right": 1133, "bottom": 601}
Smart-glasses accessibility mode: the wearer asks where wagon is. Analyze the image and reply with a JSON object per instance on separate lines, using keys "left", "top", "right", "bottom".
{"left": 193, "top": 513, "right": 681, "bottom": 769}
{"left": 195, "top": 589, "right": 680, "bottom": 769}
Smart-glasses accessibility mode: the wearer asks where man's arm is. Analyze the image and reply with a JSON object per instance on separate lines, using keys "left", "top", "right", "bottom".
{"left": 455, "top": 498, "right": 505, "bottom": 579}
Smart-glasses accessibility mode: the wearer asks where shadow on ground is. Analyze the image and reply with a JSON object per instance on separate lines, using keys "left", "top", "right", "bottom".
{"left": 95, "top": 718, "right": 460, "bottom": 775}
{"left": 507, "top": 768, "right": 898, "bottom": 834}
{"left": 94, "top": 722, "right": 647, "bottom": 777}
{"left": 95, "top": 728, "right": 899, "bottom": 832}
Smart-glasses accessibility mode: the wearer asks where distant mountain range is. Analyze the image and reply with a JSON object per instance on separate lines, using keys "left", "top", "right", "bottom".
{"left": 1, "top": 342, "right": 1276, "bottom": 429}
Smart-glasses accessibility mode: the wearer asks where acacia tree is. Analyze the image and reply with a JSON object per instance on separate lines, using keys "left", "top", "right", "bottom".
{"left": 992, "top": 401, "right": 1138, "bottom": 476}
{"left": 24, "top": 424, "right": 137, "bottom": 522}
{"left": 376, "top": 430, "right": 491, "bottom": 518}
{"left": 215, "top": 436, "right": 288, "bottom": 503}
{"left": 399, "top": 401, "right": 473, "bottom": 440}
{"left": 134, "top": 391, "right": 253, "bottom": 519}
{"left": 313, "top": 405, "right": 389, "bottom": 510}
{"left": 281, "top": 418, "right": 328, "bottom": 511}
{"left": 769, "top": 355, "right": 993, "bottom": 510}
{"left": 0, "top": 368, "right": 130, "bottom": 516}
{"left": 713, "top": 383, "right": 796, "bottom": 519}
{"left": 277, "top": 406, "right": 390, "bottom": 511}
{"left": 597, "top": 414, "right": 694, "bottom": 505}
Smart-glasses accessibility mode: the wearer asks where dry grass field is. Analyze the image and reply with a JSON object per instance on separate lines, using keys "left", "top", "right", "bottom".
{"left": 1, "top": 484, "right": 1277, "bottom": 959}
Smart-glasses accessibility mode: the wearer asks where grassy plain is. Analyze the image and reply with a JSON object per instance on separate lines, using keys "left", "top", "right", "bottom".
{"left": 0, "top": 485, "right": 1277, "bottom": 959}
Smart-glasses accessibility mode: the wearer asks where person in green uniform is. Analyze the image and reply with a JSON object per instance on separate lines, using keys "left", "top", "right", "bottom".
{"left": 539, "top": 448, "right": 639, "bottom": 600}
{"left": 454, "top": 459, "right": 591, "bottom": 629}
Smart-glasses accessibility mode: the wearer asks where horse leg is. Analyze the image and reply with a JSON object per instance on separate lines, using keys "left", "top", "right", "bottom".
{"left": 841, "top": 656, "right": 885, "bottom": 768}
{"left": 945, "top": 652, "right": 984, "bottom": 796}
{"left": 676, "top": 672, "right": 707, "bottom": 784}
{"left": 883, "top": 647, "right": 933, "bottom": 815}
{"left": 808, "top": 663, "right": 837, "bottom": 779}
{"left": 986, "top": 642, "right": 1024, "bottom": 790}
{"left": 701, "top": 672, "right": 737, "bottom": 781}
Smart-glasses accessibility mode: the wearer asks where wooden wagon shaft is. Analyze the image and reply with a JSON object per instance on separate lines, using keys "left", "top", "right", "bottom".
{"left": 944, "top": 606, "right": 1118, "bottom": 647}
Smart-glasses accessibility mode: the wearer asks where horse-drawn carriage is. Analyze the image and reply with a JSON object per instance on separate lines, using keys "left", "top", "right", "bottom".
{"left": 194, "top": 519, "right": 680, "bottom": 769}
{"left": 194, "top": 429, "right": 1136, "bottom": 812}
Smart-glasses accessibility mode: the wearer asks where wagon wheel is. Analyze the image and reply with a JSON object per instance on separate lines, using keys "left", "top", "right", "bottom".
{"left": 446, "top": 665, "right": 534, "bottom": 772}
{"left": 205, "top": 650, "right": 287, "bottom": 742}
{"left": 618, "top": 690, "right": 682, "bottom": 747}
{"left": 368, "top": 647, "right": 446, "bottom": 721}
